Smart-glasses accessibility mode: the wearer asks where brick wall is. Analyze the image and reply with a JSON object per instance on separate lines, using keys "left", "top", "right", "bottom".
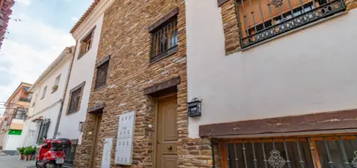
{"left": 219, "top": 0, "right": 241, "bottom": 55}
{"left": 346, "top": 0, "right": 357, "bottom": 9}
{"left": 74, "top": 0, "right": 212, "bottom": 167}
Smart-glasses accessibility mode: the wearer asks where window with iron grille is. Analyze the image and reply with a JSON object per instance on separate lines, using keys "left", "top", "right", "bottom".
{"left": 236, "top": 0, "right": 346, "bottom": 48}
{"left": 220, "top": 135, "right": 357, "bottom": 168}
{"left": 78, "top": 29, "right": 94, "bottom": 58}
{"left": 150, "top": 16, "right": 178, "bottom": 62}
{"left": 95, "top": 59, "right": 109, "bottom": 89}
{"left": 67, "top": 83, "right": 85, "bottom": 115}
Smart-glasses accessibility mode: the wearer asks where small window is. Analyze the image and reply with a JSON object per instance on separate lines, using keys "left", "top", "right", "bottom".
{"left": 78, "top": 29, "right": 95, "bottom": 58}
{"left": 150, "top": 15, "right": 178, "bottom": 62}
{"left": 95, "top": 59, "right": 109, "bottom": 89}
{"left": 52, "top": 75, "right": 61, "bottom": 93}
{"left": 41, "top": 86, "right": 47, "bottom": 99}
{"left": 67, "top": 82, "right": 85, "bottom": 115}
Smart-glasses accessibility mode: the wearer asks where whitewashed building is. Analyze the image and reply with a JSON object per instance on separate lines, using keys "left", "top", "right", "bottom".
{"left": 54, "top": 0, "right": 113, "bottom": 164}
{"left": 186, "top": 0, "right": 357, "bottom": 167}
{"left": 22, "top": 47, "right": 74, "bottom": 147}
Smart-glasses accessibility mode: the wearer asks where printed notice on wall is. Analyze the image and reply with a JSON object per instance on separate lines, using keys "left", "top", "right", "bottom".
{"left": 101, "top": 138, "right": 113, "bottom": 168}
{"left": 115, "top": 111, "right": 136, "bottom": 165}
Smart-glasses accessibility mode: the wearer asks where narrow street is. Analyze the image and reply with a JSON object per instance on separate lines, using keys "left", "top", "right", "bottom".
{"left": 0, "top": 154, "right": 35, "bottom": 168}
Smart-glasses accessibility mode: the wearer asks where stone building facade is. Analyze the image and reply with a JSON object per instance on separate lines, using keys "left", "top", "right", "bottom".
{"left": 74, "top": 0, "right": 357, "bottom": 167}
{"left": 74, "top": 0, "right": 212, "bottom": 168}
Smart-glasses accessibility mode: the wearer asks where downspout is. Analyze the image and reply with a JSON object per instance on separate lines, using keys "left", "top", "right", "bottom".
{"left": 53, "top": 41, "right": 78, "bottom": 138}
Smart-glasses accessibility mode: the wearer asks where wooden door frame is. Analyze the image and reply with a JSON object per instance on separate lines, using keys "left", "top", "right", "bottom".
{"left": 152, "top": 93, "right": 177, "bottom": 168}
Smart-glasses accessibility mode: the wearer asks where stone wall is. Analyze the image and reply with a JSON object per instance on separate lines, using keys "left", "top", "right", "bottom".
{"left": 219, "top": 0, "right": 241, "bottom": 55}
{"left": 74, "top": 0, "right": 212, "bottom": 167}
{"left": 347, "top": 0, "right": 357, "bottom": 9}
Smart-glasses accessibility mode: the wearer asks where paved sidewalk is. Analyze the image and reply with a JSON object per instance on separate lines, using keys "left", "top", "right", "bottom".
{"left": 0, "top": 155, "right": 35, "bottom": 168}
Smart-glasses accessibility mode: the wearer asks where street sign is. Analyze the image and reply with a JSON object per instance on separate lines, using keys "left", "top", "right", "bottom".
{"left": 8, "top": 129, "right": 22, "bottom": 135}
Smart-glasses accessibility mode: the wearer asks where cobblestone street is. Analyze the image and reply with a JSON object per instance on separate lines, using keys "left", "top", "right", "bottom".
{"left": 0, "top": 155, "right": 35, "bottom": 168}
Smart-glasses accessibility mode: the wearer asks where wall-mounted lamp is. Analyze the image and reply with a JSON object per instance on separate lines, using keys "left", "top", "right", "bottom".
{"left": 188, "top": 98, "right": 202, "bottom": 117}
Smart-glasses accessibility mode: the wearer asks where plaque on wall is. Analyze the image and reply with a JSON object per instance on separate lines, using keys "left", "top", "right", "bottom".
{"left": 101, "top": 138, "right": 113, "bottom": 168}
{"left": 115, "top": 111, "right": 136, "bottom": 165}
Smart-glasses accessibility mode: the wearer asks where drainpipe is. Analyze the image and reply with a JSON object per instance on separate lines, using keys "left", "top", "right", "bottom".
{"left": 53, "top": 41, "right": 78, "bottom": 139}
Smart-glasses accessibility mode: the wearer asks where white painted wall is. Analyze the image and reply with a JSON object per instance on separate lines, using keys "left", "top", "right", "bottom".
{"left": 22, "top": 52, "right": 72, "bottom": 146}
{"left": 22, "top": 119, "right": 40, "bottom": 147}
{"left": 3, "top": 134, "right": 24, "bottom": 150}
{"left": 57, "top": 15, "right": 104, "bottom": 142}
{"left": 186, "top": 0, "right": 357, "bottom": 138}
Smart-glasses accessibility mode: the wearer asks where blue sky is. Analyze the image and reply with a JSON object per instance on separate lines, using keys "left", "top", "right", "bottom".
{"left": 0, "top": 0, "right": 92, "bottom": 114}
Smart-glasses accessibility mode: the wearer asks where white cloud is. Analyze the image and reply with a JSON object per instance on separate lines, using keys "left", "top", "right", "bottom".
{"left": 71, "top": 17, "right": 79, "bottom": 23}
{"left": 16, "top": 0, "right": 31, "bottom": 6}
{"left": 0, "top": 13, "right": 75, "bottom": 115}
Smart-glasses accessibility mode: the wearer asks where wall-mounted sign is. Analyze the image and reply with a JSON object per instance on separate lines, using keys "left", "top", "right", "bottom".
{"left": 8, "top": 129, "right": 22, "bottom": 135}
{"left": 101, "top": 138, "right": 113, "bottom": 168}
{"left": 188, "top": 98, "right": 202, "bottom": 117}
{"left": 115, "top": 111, "right": 136, "bottom": 165}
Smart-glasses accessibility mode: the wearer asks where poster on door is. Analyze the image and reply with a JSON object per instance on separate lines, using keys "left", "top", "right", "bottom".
{"left": 115, "top": 111, "right": 136, "bottom": 165}
{"left": 101, "top": 138, "right": 113, "bottom": 168}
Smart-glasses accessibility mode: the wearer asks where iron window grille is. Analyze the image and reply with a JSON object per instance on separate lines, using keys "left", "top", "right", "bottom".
{"left": 236, "top": 0, "right": 346, "bottom": 48}
{"left": 150, "top": 16, "right": 178, "bottom": 63}
{"left": 221, "top": 135, "right": 357, "bottom": 168}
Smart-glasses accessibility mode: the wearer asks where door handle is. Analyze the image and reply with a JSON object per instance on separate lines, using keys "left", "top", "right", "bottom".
{"left": 168, "top": 146, "right": 173, "bottom": 151}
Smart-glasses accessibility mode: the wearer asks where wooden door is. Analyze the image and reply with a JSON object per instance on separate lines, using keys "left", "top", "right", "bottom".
{"left": 156, "top": 95, "right": 178, "bottom": 168}
{"left": 90, "top": 113, "right": 102, "bottom": 168}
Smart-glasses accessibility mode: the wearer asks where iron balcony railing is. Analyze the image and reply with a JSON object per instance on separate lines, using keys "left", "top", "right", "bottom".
{"left": 239, "top": 0, "right": 346, "bottom": 48}
{"left": 19, "top": 97, "right": 31, "bottom": 102}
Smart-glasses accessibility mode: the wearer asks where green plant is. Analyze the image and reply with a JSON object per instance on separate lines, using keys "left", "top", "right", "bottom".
{"left": 23, "top": 146, "right": 36, "bottom": 155}
{"left": 31, "top": 146, "right": 37, "bottom": 155}
{"left": 23, "top": 147, "right": 31, "bottom": 155}
{"left": 17, "top": 147, "right": 25, "bottom": 155}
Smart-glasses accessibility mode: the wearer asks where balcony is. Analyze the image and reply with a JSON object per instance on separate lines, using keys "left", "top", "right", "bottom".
{"left": 19, "top": 97, "right": 31, "bottom": 102}
{"left": 238, "top": 0, "right": 346, "bottom": 48}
